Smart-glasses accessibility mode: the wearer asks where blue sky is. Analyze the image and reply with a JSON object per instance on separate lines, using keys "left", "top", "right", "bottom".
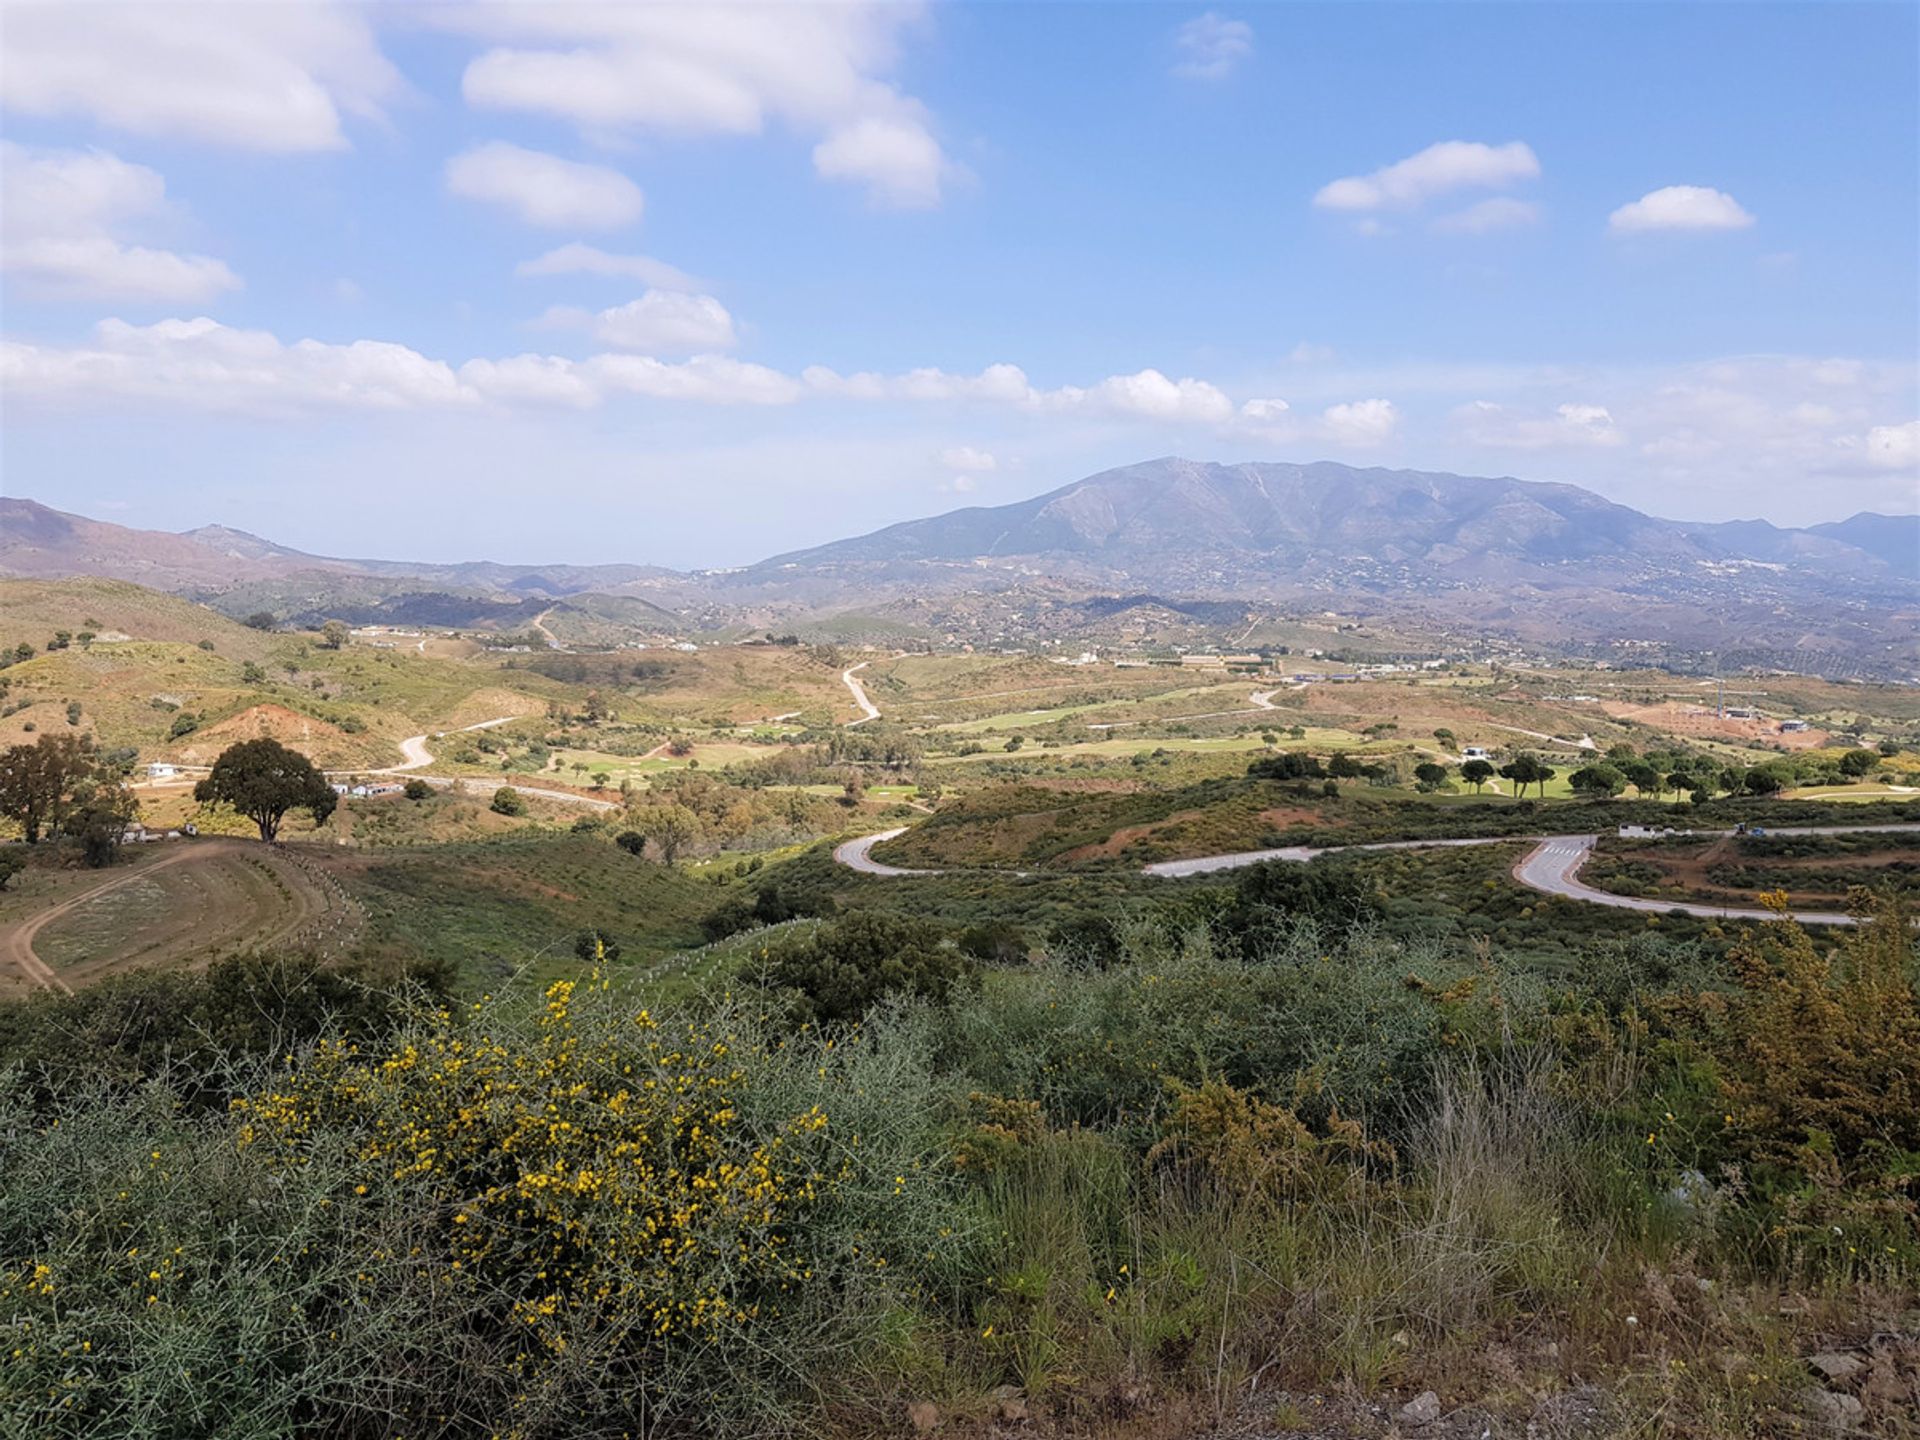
{"left": 2, "top": 1, "right": 1915, "bottom": 567}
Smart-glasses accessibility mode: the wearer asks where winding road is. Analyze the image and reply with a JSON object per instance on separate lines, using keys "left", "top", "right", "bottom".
{"left": 831, "top": 823, "right": 1920, "bottom": 927}
{"left": 368, "top": 715, "right": 520, "bottom": 775}
{"left": 843, "top": 662, "right": 881, "bottom": 726}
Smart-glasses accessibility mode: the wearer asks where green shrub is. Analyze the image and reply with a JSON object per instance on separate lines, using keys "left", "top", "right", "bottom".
{"left": 762, "top": 911, "right": 972, "bottom": 1025}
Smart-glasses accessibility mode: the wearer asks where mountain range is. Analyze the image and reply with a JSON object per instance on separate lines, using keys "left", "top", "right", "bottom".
{"left": 4, "top": 459, "right": 1916, "bottom": 676}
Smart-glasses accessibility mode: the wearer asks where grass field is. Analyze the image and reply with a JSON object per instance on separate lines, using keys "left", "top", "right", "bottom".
{"left": 332, "top": 835, "right": 724, "bottom": 983}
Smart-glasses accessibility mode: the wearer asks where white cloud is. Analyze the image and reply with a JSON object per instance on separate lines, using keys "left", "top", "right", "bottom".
{"left": 0, "top": 143, "right": 240, "bottom": 302}
{"left": 591, "top": 292, "right": 737, "bottom": 354}
{"left": 1172, "top": 14, "right": 1254, "bottom": 81}
{"left": 812, "top": 111, "right": 951, "bottom": 209}
{"left": 1454, "top": 400, "right": 1623, "bottom": 449}
{"left": 1865, "top": 420, "right": 1918, "bottom": 472}
{"left": 1240, "top": 397, "right": 1291, "bottom": 422}
{"left": 804, "top": 363, "right": 1038, "bottom": 404}
{"left": 0, "top": 1, "right": 401, "bottom": 152}
{"left": 1317, "top": 398, "right": 1399, "bottom": 447}
{"left": 1608, "top": 185, "right": 1755, "bottom": 233}
{"left": 445, "top": 143, "right": 643, "bottom": 230}
{"left": 516, "top": 243, "right": 700, "bottom": 291}
{"left": 458, "top": 353, "right": 600, "bottom": 409}
{"left": 1, "top": 317, "right": 472, "bottom": 414}
{"left": 1315, "top": 141, "right": 1539, "bottom": 213}
{"left": 1430, "top": 196, "right": 1540, "bottom": 235}
{"left": 586, "top": 354, "right": 803, "bottom": 406}
{"left": 1047, "top": 369, "right": 1235, "bottom": 423}
{"left": 445, "top": 4, "right": 955, "bottom": 208}
{"left": 939, "top": 445, "right": 998, "bottom": 472}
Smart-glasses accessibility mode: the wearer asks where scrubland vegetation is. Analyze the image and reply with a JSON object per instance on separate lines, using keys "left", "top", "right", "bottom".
{"left": 5, "top": 586, "right": 1919, "bottom": 1436}
{"left": 3, "top": 892, "right": 1915, "bottom": 1437}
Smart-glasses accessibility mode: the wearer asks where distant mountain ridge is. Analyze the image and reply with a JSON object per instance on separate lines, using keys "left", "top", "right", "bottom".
{"left": 4, "top": 460, "right": 1916, "bottom": 675}
{"left": 758, "top": 457, "right": 1906, "bottom": 580}
{"left": 1, "top": 498, "right": 673, "bottom": 597}
{"left": 1806, "top": 512, "right": 1920, "bottom": 579}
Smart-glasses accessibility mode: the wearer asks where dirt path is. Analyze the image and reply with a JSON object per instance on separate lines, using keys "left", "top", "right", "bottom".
{"left": 1, "top": 846, "right": 211, "bottom": 992}
{"left": 530, "top": 608, "right": 561, "bottom": 650}
{"left": 1484, "top": 721, "right": 1597, "bottom": 751}
{"left": 0, "top": 840, "right": 355, "bottom": 993}
{"left": 843, "top": 662, "right": 881, "bottom": 726}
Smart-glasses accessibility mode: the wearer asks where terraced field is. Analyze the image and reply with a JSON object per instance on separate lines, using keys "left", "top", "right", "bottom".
{"left": 0, "top": 841, "right": 357, "bottom": 993}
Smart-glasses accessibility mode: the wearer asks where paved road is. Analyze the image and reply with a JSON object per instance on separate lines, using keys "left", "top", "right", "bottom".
{"left": 832, "top": 828, "right": 939, "bottom": 876}
{"left": 842, "top": 662, "right": 881, "bottom": 726}
{"left": 366, "top": 715, "right": 521, "bottom": 775}
{"left": 1511, "top": 826, "right": 1920, "bottom": 927}
{"left": 832, "top": 823, "right": 1920, "bottom": 926}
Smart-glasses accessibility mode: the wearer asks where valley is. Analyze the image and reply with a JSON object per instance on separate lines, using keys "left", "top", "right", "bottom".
{"left": 4, "top": 568, "right": 1915, "bottom": 995}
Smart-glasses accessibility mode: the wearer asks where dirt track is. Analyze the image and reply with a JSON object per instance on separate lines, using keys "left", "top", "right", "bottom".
{"left": 0, "top": 841, "right": 352, "bottom": 993}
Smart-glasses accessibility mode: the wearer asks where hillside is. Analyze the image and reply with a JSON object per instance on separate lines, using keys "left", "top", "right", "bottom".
{"left": 3, "top": 499, "right": 676, "bottom": 602}
{"left": 1808, "top": 511, "right": 1920, "bottom": 579}
{"left": 758, "top": 457, "right": 1889, "bottom": 580}
{"left": 0, "top": 577, "right": 276, "bottom": 658}
{"left": 10, "top": 464, "right": 1919, "bottom": 674}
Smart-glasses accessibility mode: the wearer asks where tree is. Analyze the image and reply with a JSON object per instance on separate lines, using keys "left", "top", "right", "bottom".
{"left": 320, "top": 620, "right": 350, "bottom": 650}
{"left": 1839, "top": 747, "right": 1878, "bottom": 777}
{"left": 245, "top": 612, "right": 277, "bottom": 631}
{"left": 1413, "top": 761, "right": 1449, "bottom": 792}
{"left": 403, "top": 778, "right": 433, "bottom": 801}
{"left": 67, "top": 777, "right": 136, "bottom": 867}
{"left": 0, "top": 851, "right": 24, "bottom": 891}
{"left": 1248, "top": 751, "right": 1324, "bottom": 782}
{"left": 764, "top": 911, "right": 968, "bottom": 1025}
{"left": 241, "top": 662, "right": 266, "bottom": 685}
{"left": 1568, "top": 763, "right": 1626, "bottom": 800}
{"left": 1460, "top": 758, "right": 1496, "bottom": 793}
{"left": 1743, "top": 767, "right": 1785, "bottom": 796}
{"left": 1500, "top": 754, "right": 1551, "bottom": 799}
{"left": 1327, "top": 753, "right": 1366, "bottom": 780}
{"left": 194, "top": 739, "right": 337, "bottom": 842}
{"left": 1666, "top": 771, "right": 1695, "bottom": 804}
{"left": 636, "top": 802, "right": 699, "bottom": 864}
{"left": 65, "top": 701, "right": 82, "bottom": 726}
{"left": 490, "top": 786, "right": 527, "bottom": 817}
{"left": 1622, "top": 761, "right": 1662, "bottom": 798}
{"left": 615, "top": 830, "right": 647, "bottom": 856}
{"left": 0, "top": 733, "right": 100, "bottom": 844}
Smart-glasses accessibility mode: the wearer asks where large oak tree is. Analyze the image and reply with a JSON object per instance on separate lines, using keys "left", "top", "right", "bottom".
{"left": 195, "top": 739, "right": 337, "bottom": 842}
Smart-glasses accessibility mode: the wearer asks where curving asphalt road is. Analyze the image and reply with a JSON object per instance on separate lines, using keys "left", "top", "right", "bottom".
{"left": 832, "top": 822, "right": 1920, "bottom": 926}
{"left": 842, "top": 662, "right": 881, "bottom": 726}
{"left": 832, "top": 827, "right": 939, "bottom": 876}
{"left": 366, "top": 715, "right": 521, "bottom": 775}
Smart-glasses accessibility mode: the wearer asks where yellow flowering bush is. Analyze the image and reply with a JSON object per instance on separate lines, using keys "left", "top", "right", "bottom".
{"left": 232, "top": 977, "right": 845, "bottom": 1414}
